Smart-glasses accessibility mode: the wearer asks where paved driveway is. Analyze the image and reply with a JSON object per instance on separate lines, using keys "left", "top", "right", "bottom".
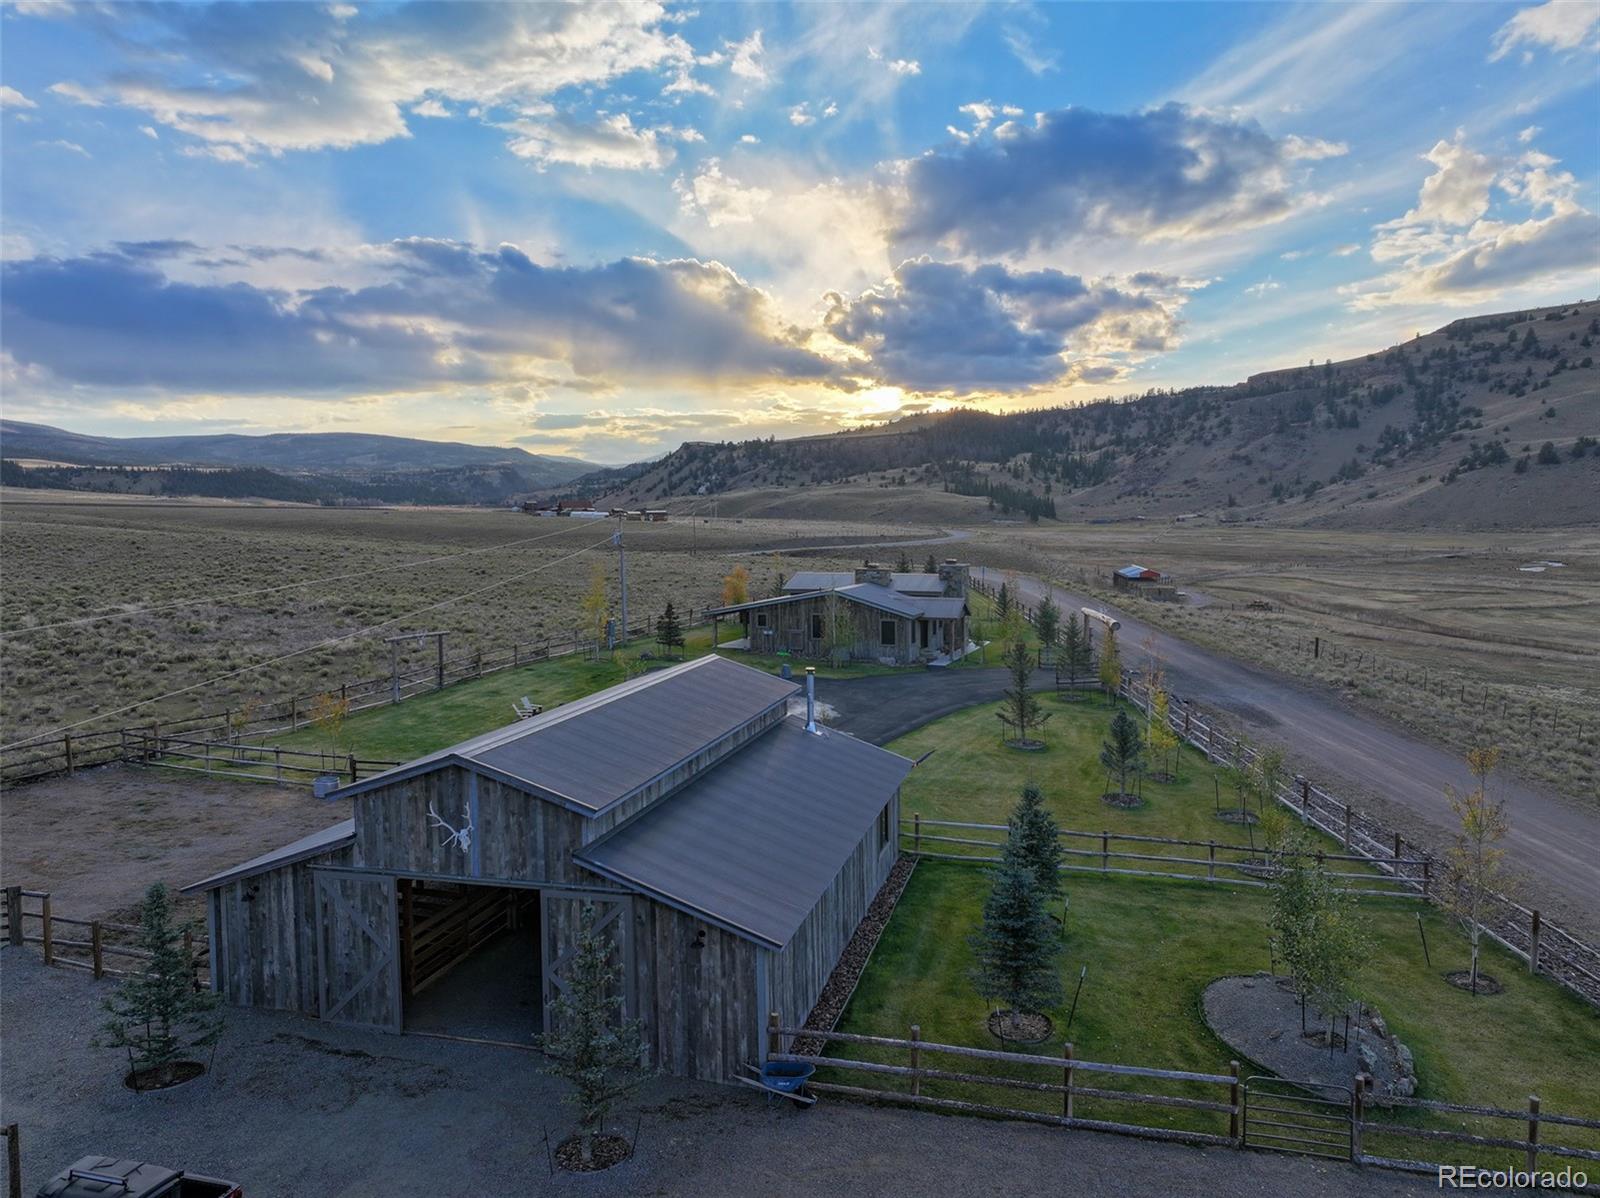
{"left": 2, "top": 953, "right": 1440, "bottom": 1198}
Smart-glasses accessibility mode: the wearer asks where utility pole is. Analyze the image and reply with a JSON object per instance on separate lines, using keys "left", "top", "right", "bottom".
{"left": 613, "top": 524, "right": 629, "bottom": 645}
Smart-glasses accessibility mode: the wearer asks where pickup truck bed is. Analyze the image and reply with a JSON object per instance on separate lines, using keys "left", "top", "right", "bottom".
{"left": 37, "top": 1156, "right": 241, "bottom": 1198}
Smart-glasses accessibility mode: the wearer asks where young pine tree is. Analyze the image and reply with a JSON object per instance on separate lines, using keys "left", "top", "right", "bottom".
{"left": 1056, "top": 613, "right": 1089, "bottom": 696}
{"left": 924, "top": 553, "right": 938, "bottom": 574}
{"left": 970, "top": 839, "right": 1063, "bottom": 1034}
{"left": 1099, "top": 708, "right": 1145, "bottom": 798}
{"left": 653, "top": 603, "right": 685, "bottom": 659}
{"left": 535, "top": 904, "right": 651, "bottom": 1164}
{"left": 96, "top": 883, "right": 222, "bottom": 1086}
{"left": 997, "top": 639, "right": 1050, "bottom": 746}
{"left": 1034, "top": 594, "right": 1060, "bottom": 656}
{"left": 1009, "top": 783, "right": 1064, "bottom": 911}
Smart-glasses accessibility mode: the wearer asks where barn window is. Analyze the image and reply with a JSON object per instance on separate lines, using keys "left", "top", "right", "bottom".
{"left": 880, "top": 619, "right": 896, "bottom": 646}
{"left": 756, "top": 612, "right": 768, "bottom": 627}
{"left": 878, "top": 803, "right": 891, "bottom": 848}
{"left": 810, "top": 613, "right": 823, "bottom": 639}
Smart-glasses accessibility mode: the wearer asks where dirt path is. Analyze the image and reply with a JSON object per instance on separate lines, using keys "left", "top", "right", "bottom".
{"left": 976, "top": 567, "right": 1600, "bottom": 934}
{"left": 2, "top": 952, "right": 1441, "bottom": 1198}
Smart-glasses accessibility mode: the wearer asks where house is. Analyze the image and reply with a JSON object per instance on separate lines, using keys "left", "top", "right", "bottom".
{"left": 1111, "top": 564, "right": 1179, "bottom": 602}
{"left": 181, "top": 656, "right": 910, "bottom": 1082}
{"left": 708, "top": 561, "right": 971, "bottom": 665}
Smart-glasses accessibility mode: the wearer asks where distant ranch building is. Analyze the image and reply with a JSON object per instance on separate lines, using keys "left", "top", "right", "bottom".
{"left": 708, "top": 561, "right": 972, "bottom": 666}
{"left": 184, "top": 656, "right": 911, "bottom": 1081}
{"left": 1111, "top": 564, "right": 1179, "bottom": 602}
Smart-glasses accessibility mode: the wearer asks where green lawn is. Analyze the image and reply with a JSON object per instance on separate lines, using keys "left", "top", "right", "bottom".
{"left": 831, "top": 863, "right": 1600, "bottom": 1162}
{"left": 270, "top": 622, "right": 900, "bottom": 761}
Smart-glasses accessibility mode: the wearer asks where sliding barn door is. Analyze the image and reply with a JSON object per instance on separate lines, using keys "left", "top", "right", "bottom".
{"left": 540, "top": 889, "right": 634, "bottom": 1033}
{"left": 314, "top": 870, "right": 401, "bottom": 1033}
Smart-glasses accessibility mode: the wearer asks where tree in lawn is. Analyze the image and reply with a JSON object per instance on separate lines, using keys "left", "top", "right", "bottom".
{"left": 970, "top": 839, "right": 1063, "bottom": 1036}
{"left": 1250, "top": 746, "right": 1287, "bottom": 815}
{"left": 95, "top": 882, "right": 222, "bottom": 1087}
{"left": 580, "top": 562, "right": 611, "bottom": 658}
{"left": 309, "top": 689, "right": 350, "bottom": 770}
{"left": 653, "top": 603, "right": 685, "bottom": 659}
{"left": 997, "top": 639, "right": 1050, "bottom": 747}
{"left": 536, "top": 904, "right": 651, "bottom": 1166}
{"left": 995, "top": 580, "right": 1012, "bottom": 622}
{"left": 1444, "top": 745, "right": 1508, "bottom": 996}
{"left": 1009, "top": 783, "right": 1063, "bottom": 913}
{"left": 1096, "top": 627, "right": 1121, "bottom": 702}
{"left": 1099, "top": 708, "right": 1145, "bottom": 800}
{"left": 1056, "top": 613, "right": 1090, "bottom": 698}
{"left": 924, "top": 552, "right": 938, "bottom": 573}
{"left": 1147, "top": 686, "right": 1178, "bottom": 781}
{"left": 896, "top": 548, "right": 912, "bottom": 572}
{"left": 721, "top": 564, "right": 751, "bottom": 606}
{"left": 1034, "top": 593, "right": 1060, "bottom": 659}
{"left": 1269, "top": 842, "right": 1366, "bottom": 1040}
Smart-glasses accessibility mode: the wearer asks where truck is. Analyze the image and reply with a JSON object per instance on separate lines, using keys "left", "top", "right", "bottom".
{"left": 37, "top": 1157, "right": 242, "bottom": 1198}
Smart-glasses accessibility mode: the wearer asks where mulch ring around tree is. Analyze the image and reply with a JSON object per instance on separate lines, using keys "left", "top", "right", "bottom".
{"left": 1445, "top": 970, "right": 1504, "bottom": 995}
{"left": 1005, "top": 740, "right": 1047, "bottom": 752}
{"left": 987, "top": 1010, "right": 1053, "bottom": 1044}
{"left": 555, "top": 1134, "right": 632, "bottom": 1173}
{"left": 1215, "top": 809, "right": 1259, "bottom": 825}
{"left": 1146, "top": 770, "right": 1176, "bottom": 784}
{"left": 1101, "top": 791, "right": 1144, "bottom": 809}
{"left": 124, "top": 1061, "right": 205, "bottom": 1092}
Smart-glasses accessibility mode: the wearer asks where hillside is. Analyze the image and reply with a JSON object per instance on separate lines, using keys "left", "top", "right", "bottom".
{"left": 574, "top": 301, "right": 1600, "bottom": 530}
{"left": 0, "top": 422, "right": 595, "bottom": 486}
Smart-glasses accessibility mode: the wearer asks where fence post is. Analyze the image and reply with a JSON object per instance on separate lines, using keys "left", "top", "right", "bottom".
{"left": 1300, "top": 777, "right": 1310, "bottom": 823}
{"left": 275, "top": 746, "right": 283, "bottom": 784}
{"left": 909, "top": 1024, "right": 922, "bottom": 1097}
{"left": 290, "top": 696, "right": 298, "bottom": 731}
{"left": 4, "top": 888, "right": 20, "bottom": 947}
{"left": 1393, "top": 832, "right": 1402, "bottom": 863}
{"left": 1351, "top": 1073, "right": 1366, "bottom": 1164}
{"left": 348, "top": 753, "right": 358, "bottom": 783}
{"left": 1229, "top": 1061, "right": 1241, "bottom": 1143}
{"left": 1208, "top": 841, "right": 1216, "bottom": 882}
{"left": 91, "top": 920, "right": 104, "bottom": 979}
{"left": 767, "top": 1012, "right": 781, "bottom": 1061}
{"left": 4, "top": 1123, "right": 19, "bottom": 1198}
{"left": 1527, "top": 1095, "right": 1541, "bottom": 1172}
{"left": 40, "top": 893, "right": 53, "bottom": 965}
{"left": 1529, "top": 910, "right": 1541, "bottom": 975}
{"left": 1343, "top": 805, "right": 1352, "bottom": 850}
{"left": 1101, "top": 831, "right": 1109, "bottom": 874}
{"left": 913, "top": 813, "right": 922, "bottom": 856}
{"left": 64, "top": 731, "right": 75, "bottom": 776}
{"left": 1421, "top": 860, "right": 1430, "bottom": 900}
{"left": 1063, "top": 1042, "right": 1075, "bottom": 1118}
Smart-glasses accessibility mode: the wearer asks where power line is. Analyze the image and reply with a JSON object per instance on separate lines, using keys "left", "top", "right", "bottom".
{"left": 1, "top": 518, "right": 595, "bottom": 638}
{"left": 0, "top": 533, "right": 615, "bottom": 751}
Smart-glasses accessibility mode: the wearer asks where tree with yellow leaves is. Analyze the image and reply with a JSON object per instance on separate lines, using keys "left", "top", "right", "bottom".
{"left": 721, "top": 564, "right": 751, "bottom": 606}
{"left": 1445, "top": 745, "right": 1508, "bottom": 996}
{"left": 1148, "top": 685, "right": 1178, "bottom": 781}
{"left": 580, "top": 562, "right": 611, "bottom": 657}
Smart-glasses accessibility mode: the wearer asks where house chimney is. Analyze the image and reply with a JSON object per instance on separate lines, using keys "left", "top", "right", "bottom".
{"left": 805, "top": 667, "right": 819, "bottom": 734}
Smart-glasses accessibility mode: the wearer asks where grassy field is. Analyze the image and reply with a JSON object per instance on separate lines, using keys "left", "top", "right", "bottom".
{"left": 832, "top": 863, "right": 1600, "bottom": 1162}
{"left": 0, "top": 493, "right": 939, "bottom": 748}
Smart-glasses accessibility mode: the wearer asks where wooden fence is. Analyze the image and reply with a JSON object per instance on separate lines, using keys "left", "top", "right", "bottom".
{"left": 125, "top": 731, "right": 400, "bottom": 787}
{"left": 902, "top": 816, "right": 1428, "bottom": 899}
{"left": 1, "top": 886, "right": 209, "bottom": 986}
{"left": 770, "top": 1019, "right": 1600, "bottom": 1177}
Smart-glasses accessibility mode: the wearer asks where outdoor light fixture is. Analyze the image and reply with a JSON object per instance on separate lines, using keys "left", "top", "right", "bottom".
{"left": 692, "top": 929, "right": 706, "bottom": 950}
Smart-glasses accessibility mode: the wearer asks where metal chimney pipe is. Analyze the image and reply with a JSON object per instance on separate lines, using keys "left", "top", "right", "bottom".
{"left": 805, "top": 667, "right": 818, "bottom": 734}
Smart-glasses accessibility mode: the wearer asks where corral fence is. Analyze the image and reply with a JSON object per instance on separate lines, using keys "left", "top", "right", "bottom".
{"left": 0, "top": 613, "right": 721, "bottom": 787}
{"left": 0, "top": 885, "right": 209, "bottom": 987}
{"left": 124, "top": 731, "right": 401, "bottom": 786}
{"left": 767, "top": 1018, "right": 1600, "bottom": 1181}
{"left": 902, "top": 816, "right": 1428, "bottom": 899}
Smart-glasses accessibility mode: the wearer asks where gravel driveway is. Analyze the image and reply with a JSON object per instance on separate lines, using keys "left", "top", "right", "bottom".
{"left": 1, "top": 952, "right": 1440, "bottom": 1198}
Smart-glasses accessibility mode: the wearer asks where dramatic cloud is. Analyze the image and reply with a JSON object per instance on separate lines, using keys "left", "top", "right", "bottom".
{"left": 1490, "top": 0, "right": 1600, "bottom": 61}
{"left": 1349, "top": 137, "right": 1600, "bottom": 309}
{"left": 823, "top": 258, "right": 1183, "bottom": 394}
{"left": 38, "top": 2, "right": 695, "bottom": 161}
{"left": 892, "top": 103, "right": 1339, "bottom": 258}
{"left": 0, "top": 241, "right": 847, "bottom": 394}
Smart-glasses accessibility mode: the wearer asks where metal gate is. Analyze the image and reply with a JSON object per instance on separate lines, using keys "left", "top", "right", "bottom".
{"left": 1242, "top": 1076, "right": 1352, "bottom": 1160}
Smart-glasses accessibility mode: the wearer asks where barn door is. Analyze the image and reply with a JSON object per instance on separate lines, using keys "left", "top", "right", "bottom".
{"left": 314, "top": 870, "right": 401, "bottom": 1032}
{"left": 540, "top": 889, "right": 633, "bottom": 1032}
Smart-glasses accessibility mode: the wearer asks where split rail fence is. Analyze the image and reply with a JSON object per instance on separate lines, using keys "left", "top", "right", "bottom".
{"left": 768, "top": 1020, "right": 1600, "bottom": 1178}
{"left": 0, "top": 886, "right": 209, "bottom": 987}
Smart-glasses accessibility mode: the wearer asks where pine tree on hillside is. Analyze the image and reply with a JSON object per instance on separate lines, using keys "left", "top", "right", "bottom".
{"left": 970, "top": 840, "right": 1063, "bottom": 1034}
{"left": 1009, "top": 783, "right": 1063, "bottom": 909}
{"left": 1100, "top": 709, "right": 1145, "bottom": 799}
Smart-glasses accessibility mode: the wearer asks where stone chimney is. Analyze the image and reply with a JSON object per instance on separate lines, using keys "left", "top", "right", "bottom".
{"left": 937, "top": 560, "right": 970, "bottom": 598}
{"left": 854, "top": 563, "right": 894, "bottom": 588}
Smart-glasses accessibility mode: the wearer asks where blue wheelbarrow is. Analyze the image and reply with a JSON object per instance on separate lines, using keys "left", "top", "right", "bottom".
{"left": 738, "top": 1059, "right": 817, "bottom": 1107}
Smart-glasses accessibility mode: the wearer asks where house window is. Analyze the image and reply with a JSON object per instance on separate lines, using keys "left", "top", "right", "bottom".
{"left": 880, "top": 619, "right": 896, "bottom": 646}
{"left": 756, "top": 612, "right": 768, "bottom": 627}
{"left": 878, "top": 803, "right": 891, "bottom": 848}
{"left": 810, "top": 613, "right": 823, "bottom": 639}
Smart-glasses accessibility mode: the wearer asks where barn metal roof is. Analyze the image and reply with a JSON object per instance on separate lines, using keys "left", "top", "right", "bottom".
{"left": 181, "top": 818, "right": 355, "bottom": 893}
{"left": 576, "top": 716, "right": 913, "bottom": 949}
{"left": 327, "top": 655, "right": 798, "bottom": 814}
{"left": 1116, "top": 564, "right": 1160, "bottom": 579}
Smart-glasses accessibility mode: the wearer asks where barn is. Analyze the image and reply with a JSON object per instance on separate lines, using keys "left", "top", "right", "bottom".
{"left": 706, "top": 561, "right": 972, "bottom": 665}
{"left": 182, "top": 655, "right": 911, "bottom": 1081}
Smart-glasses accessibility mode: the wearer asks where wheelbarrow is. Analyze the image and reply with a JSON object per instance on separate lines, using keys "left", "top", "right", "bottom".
{"left": 737, "top": 1059, "right": 817, "bottom": 1107}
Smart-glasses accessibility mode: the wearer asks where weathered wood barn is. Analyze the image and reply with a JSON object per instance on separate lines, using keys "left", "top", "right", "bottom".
{"left": 184, "top": 656, "right": 912, "bottom": 1080}
{"left": 707, "top": 561, "right": 972, "bottom": 665}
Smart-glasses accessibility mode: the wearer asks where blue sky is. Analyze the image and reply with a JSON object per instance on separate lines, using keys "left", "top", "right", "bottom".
{"left": 2, "top": 1, "right": 1597, "bottom": 464}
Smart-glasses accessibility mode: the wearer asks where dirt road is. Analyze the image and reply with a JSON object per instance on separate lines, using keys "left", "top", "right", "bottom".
{"left": 974, "top": 567, "right": 1600, "bottom": 932}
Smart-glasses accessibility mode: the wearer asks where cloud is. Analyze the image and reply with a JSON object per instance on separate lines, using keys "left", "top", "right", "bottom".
{"left": 503, "top": 112, "right": 675, "bottom": 171}
{"left": 725, "top": 31, "right": 768, "bottom": 82}
{"left": 822, "top": 258, "right": 1184, "bottom": 394}
{"left": 788, "top": 104, "right": 815, "bottom": 127}
{"left": 674, "top": 160, "right": 772, "bottom": 227}
{"left": 0, "top": 86, "right": 37, "bottom": 110}
{"left": 1002, "top": 25, "right": 1059, "bottom": 75}
{"left": 892, "top": 103, "right": 1333, "bottom": 258}
{"left": 740, "top": 133, "right": 760, "bottom": 144}
{"left": 1490, "top": 0, "right": 1600, "bottom": 61}
{"left": 867, "top": 48, "right": 921, "bottom": 76}
{"left": 1244, "top": 277, "right": 1282, "bottom": 297}
{"left": 0, "top": 240, "right": 850, "bottom": 395}
{"left": 45, "top": 139, "right": 90, "bottom": 157}
{"left": 1348, "top": 136, "right": 1600, "bottom": 308}
{"left": 38, "top": 3, "right": 695, "bottom": 161}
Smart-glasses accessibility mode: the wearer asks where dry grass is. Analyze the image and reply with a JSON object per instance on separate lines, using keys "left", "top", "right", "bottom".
{"left": 0, "top": 492, "right": 939, "bottom": 746}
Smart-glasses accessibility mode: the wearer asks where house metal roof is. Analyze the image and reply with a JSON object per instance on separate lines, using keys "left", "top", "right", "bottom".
{"left": 782, "top": 571, "right": 946, "bottom": 595}
{"left": 326, "top": 655, "right": 798, "bottom": 814}
{"left": 576, "top": 716, "right": 913, "bottom": 948}
{"left": 181, "top": 819, "right": 355, "bottom": 894}
{"left": 1116, "top": 564, "right": 1160, "bottom": 580}
{"left": 708, "top": 583, "right": 966, "bottom": 622}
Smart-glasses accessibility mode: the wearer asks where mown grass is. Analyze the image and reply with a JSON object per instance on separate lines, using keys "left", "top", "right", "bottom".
{"left": 831, "top": 863, "right": 1600, "bottom": 1163}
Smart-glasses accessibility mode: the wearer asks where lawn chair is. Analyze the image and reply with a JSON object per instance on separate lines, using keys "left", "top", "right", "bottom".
{"left": 511, "top": 696, "right": 542, "bottom": 720}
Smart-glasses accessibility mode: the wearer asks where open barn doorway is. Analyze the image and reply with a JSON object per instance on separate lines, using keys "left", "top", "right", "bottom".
{"left": 397, "top": 880, "right": 541, "bottom": 1044}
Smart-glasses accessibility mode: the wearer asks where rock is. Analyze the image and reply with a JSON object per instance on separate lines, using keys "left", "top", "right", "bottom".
{"left": 1396, "top": 1044, "right": 1414, "bottom": 1073}
{"left": 1360, "top": 1045, "right": 1378, "bottom": 1071}
{"left": 1394, "top": 1076, "right": 1416, "bottom": 1098}
{"left": 1369, "top": 1012, "right": 1387, "bottom": 1035}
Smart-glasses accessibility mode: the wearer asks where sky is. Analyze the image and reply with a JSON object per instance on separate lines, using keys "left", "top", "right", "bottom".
{"left": 1, "top": 1, "right": 1597, "bottom": 465}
